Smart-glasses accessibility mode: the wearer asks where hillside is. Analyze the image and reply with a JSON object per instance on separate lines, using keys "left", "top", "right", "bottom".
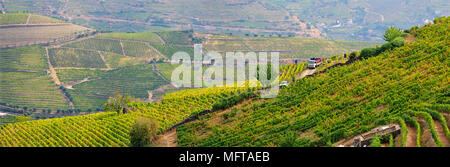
{"left": 1, "top": 0, "right": 448, "bottom": 41}
{"left": 176, "top": 17, "right": 449, "bottom": 147}
{"left": 0, "top": 17, "right": 447, "bottom": 147}
{"left": 203, "top": 35, "right": 379, "bottom": 59}
{"left": 0, "top": 13, "right": 90, "bottom": 49}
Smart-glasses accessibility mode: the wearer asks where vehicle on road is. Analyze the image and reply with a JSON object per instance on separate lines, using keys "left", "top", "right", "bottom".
{"left": 308, "top": 58, "right": 322, "bottom": 69}
{"left": 279, "top": 81, "right": 290, "bottom": 88}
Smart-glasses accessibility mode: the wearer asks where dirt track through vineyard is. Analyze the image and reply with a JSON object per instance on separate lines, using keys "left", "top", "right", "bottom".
{"left": 434, "top": 120, "right": 450, "bottom": 146}
{"left": 406, "top": 125, "right": 417, "bottom": 147}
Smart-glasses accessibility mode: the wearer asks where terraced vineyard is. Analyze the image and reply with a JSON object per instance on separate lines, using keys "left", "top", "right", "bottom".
{"left": 176, "top": 17, "right": 450, "bottom": 147}
{"left": 0, "top": 86, "right": 247, "bottom": 147}
{"left": 62, "top": 64, "right": 167, "bottom": 110}
{"left": 204, "top": 35, "right": 379, "bottom": 59}
{"left": 0, "top": 14, "right": 90, "bottom": 48}
{"left": 48, "top": 48, "right": 107, "bottom": 68}
{"left": 0, "top": 46, "right": 70, "bottom": 111}
{"left": 279, "top": 63, "right": 307, "bottom": 82}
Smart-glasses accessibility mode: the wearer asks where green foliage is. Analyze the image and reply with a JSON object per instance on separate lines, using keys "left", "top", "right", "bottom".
{"left": 360, "top": 47, "right": 377, "bottom": 59}
{"left": 104, "top": 93, "right": 135, "bottom": 115}
{"left": 389, "top": 135, "right": 395, "bottom": 147}
{"left": 0, "top": 13, "right": 29, "bottom": 24}
{"left": 412, "top": 111, "right": 444, "bottom": 147}
{"left": 155, "top": 30, "right": 193, "bottom": 45}
{"left": 395, "top": 117, "right": 408, "bottom": 147}
{"left": 48, "top": 48, "right": 107, "bottom": 68}
{"left": 383, "top": 26, "right": 406, "bottom": 42}
{"left": 391, "top": 37, "right": 405, "bottom": 47}
{"left": 129, "top": 118, "right": 160, "bottom": 147}
{"left": 403, "top": 115, "right": 421, "bottom": 147}
{"left": 369, "top": 135, "right": 382, "bottom": 147}
{"left": 212, "top": 92, "right": 256, "bottom": 111}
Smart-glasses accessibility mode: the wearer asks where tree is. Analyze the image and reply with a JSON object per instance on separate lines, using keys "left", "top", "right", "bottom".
{"left": 383, "top": 26, "right": 404, "bottom": 42}
{"left": 129, "top": 118, "right": 160, "bottom": 147}
{"left": 104, "top": 93, "right": 135, "bottom": 115}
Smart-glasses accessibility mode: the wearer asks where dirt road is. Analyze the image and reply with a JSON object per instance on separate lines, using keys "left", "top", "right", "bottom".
{"left": 296, "top": 68, "right": 317, "bottom": 79}
{"left": 156, "top": 129, "right": 178, "bottom": 147}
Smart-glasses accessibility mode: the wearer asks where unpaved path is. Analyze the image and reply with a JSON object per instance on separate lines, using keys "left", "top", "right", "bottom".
{"left": 406, "top": 125, "right": 417, "bottom": 147}
{"left": 434, "top": 120, "right": 450, "bottom": 146}
{"left": 45, "top": 47, "right": 61, "bottom": 86}
{"left": 25, "top": 14, "right": 31, "bottom": 25}
{"left": 296, "top": 68, "right": 316, "bottom": 79}
{"left": 119, "top": 40, "right": 127, "bottom": 57}
{"left": 97, "top": 51, "right": 109, "bottom": 68}
{"left": 63, "top": 77, "right": 91, "bottom": 89}
{"left": 156, "top": 129, "right": 178, "bottom": 147}
{"left": 46, "top": 47, "right": 74, "bottom": 109}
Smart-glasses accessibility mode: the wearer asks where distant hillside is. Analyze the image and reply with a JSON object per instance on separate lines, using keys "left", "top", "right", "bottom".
{"left": 1, "top": 0, "right": 448, "bottom": 41}
{"left": 0, "top": 17, "right": 447, "bottom": 147}
{"left": 203, "top": 35, "right": 379, "bottom": 59}
{"left": 0, "top": 13, "right": 65, "bottom": 25}
{"left": 0, "top": 13, "right": 89, "bottom": 48}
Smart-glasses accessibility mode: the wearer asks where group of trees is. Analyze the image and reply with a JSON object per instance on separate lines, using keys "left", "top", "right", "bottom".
{"left": 360, "top": 26, "right": 408, "bottom": 59}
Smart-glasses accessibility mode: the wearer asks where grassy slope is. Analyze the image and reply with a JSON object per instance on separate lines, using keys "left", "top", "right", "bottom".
{"left": 176, "top": 17, "right": 449, "bottom": 147}
{"left": 0, "top": 46, "right": 70, "bottom": 110}
{"left": 204, "top": 35, "right": 379, "bottom": 59}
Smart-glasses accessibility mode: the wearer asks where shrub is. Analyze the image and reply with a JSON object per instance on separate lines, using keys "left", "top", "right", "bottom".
{"left": 360, "top": 48, "right": 377, "bottom": 59}
{"left": 376, "top": 42, "right": 394, "bottom": 55}
{"left": 391, "top": 37, "right": 405, "bottom": 47}
{"left": 129, "top": 118, "right": 160, "bottom": 147}
{"left": 104, "top": 93, "right": 135, "bottom": 115}
{"left": 349, "top": 52, "right": 357, "bottom": 60}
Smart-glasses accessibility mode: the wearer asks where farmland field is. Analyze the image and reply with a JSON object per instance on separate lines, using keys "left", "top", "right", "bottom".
{"left": 155, "top": 31, "right": 193, "bottom": 45}
{"left": 102, "top": 52, "right": 149, "bottom": 69}
{"left": 48, "top": 48, "right": 107, "bottom": 68}
{"left": 67, "top": 64, "right": 168, "bottom": 110}
{"left": 98, "top": 32, "right": 164, "bottom": 45}
{"left": 0, "top": 46, "right": 48, "bottom": 71}
{"left": 204, "top": 35, "right": 380, "bottom": 59}
{"left": 64, "top": 38, "right": 123, "bottom": 55}
{"left": 55, "top": 69, "right": 105, "bottom": 83}
{"left": 155, "top": 63, "right": 180, "bottom": 81}
{"left": 0, "top": 24, "right": 88, "bottom": 47}
{"left": 122, "top": 41, "right": 163, "bottom": 58}
{"left": 0, "top": 46, "right": 70, "bottom": 111}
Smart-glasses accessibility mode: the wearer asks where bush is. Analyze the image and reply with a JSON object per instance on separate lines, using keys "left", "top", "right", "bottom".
{"left": 104, "top": 93, "right": 135, "bottom": 115}
{"left": 391, "top": 37, "right": 405, "bottom": 47}
{"left": 360, "top": 48, "right": 377, "bottom": 59}
{"left": 129, "top": 118, "right": 160, "bottom": 147}
{"left": 376, "top": 42, "right": 394, "bottom": 55}
{"left": 349, "top": 52, "right": 357, "bottom": 60}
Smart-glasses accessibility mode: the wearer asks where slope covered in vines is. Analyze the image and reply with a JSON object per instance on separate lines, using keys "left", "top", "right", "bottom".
{"left": 176, "top": 17, "right": 449, "bottom": 147}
